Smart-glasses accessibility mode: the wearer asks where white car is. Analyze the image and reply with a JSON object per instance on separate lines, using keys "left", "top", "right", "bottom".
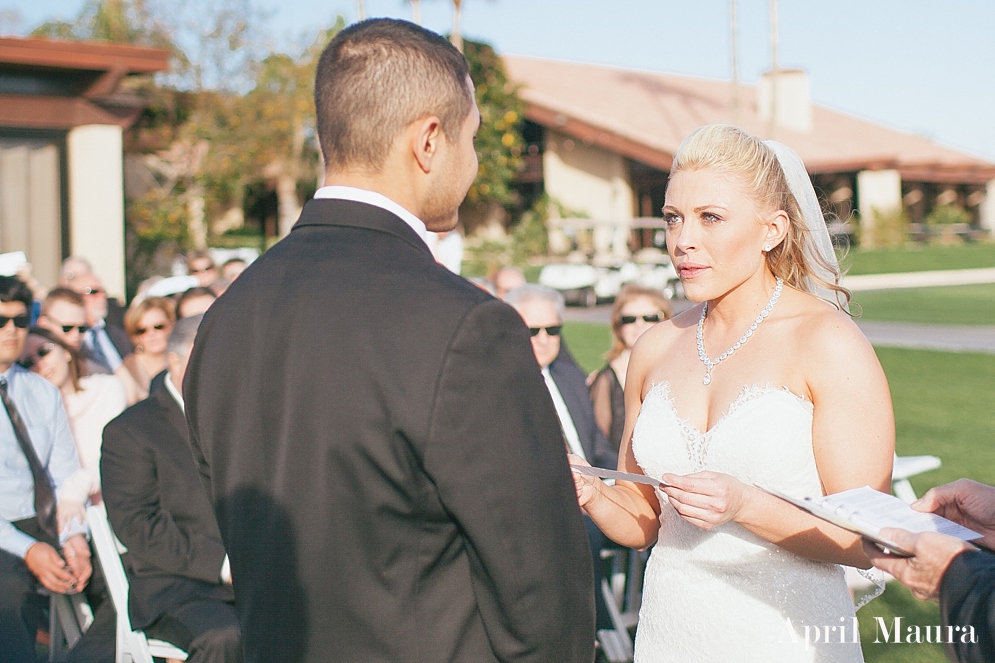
{"left": 538, "top": 259, "right": 682, "bottom": 307}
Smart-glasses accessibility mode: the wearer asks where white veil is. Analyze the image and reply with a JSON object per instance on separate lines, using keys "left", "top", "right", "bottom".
{"left": 764, "top": 140, "right": 848, "bottom": 312}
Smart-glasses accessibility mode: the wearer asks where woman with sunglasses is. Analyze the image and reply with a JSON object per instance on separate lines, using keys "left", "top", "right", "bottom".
{"left": 589, "top": 284, "right": 671, "bottom": 452}
{"left": 18, "top": 327, "right": 127, "bottom": 518}
{"left": 123, "top": 297, "right": 176, "bottom": 396}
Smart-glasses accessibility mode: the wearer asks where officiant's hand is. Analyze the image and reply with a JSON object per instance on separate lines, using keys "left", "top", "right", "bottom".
{"left": 912, "top": 479, "right": 995, "bottom": 551}
{"left": 864, "top": 528, "right": 974, "bottom": 602}
{"left": 660, "top": 471, "right": 751, "bottom": 530}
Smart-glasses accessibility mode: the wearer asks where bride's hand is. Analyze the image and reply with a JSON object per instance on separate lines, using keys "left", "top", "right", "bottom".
{"left": 567, "top": 454, "right": 602, "bottom": 510}
{"left": 660, "top": 472, "right": 750, "bottom": 530}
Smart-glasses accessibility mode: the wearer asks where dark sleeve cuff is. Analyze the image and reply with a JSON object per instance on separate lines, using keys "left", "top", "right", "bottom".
{"left": 941, "top": 549, "right": 995, "bottom": 663}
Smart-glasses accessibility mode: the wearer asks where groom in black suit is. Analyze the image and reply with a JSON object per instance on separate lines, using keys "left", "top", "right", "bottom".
{"left": 184, "top": 18, "right": 594, "bottom": 663}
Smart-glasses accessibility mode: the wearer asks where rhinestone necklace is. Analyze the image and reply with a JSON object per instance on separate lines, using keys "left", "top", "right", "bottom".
{"left": 696, "top": 277, "right": 783, "bottom": 386}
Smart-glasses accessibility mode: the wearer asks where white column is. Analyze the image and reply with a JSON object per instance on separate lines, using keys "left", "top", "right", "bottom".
{"left": 980, "top": 178, "right": 995, "bottom": 232}
{"left": 856, "top": 169, "right": 902, "bottom": 247}
{"left": 67, "top": 125, "right": 126, "bottom": 299}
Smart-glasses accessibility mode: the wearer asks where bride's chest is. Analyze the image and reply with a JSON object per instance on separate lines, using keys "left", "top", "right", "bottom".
{"left": 631, "top": 383, "right": 823, "bottom": 496}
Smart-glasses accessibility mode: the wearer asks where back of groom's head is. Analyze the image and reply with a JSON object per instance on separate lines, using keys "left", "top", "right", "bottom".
{"left": 315, "top": 18, "right": 472, "bottom": 174}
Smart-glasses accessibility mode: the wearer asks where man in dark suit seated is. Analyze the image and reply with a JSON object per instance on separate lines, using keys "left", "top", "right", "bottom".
{"left": 507, "top": 284, "right": 620, "bottom": 634}
{"left": 101, "top": 315, "right": 241, "bottom": 663}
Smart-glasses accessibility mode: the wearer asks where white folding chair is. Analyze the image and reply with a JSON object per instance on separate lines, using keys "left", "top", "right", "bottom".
{"left": 86, "top": 505, "right": 188, "bottom": 663}
{"left": 892, "top": 454, "right": 942, "bottom": 503}
{"left": 597, "top": 547, "right": 645, "bottom": 663}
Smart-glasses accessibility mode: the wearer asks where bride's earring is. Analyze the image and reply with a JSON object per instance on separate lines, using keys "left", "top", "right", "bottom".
{"left": 763, "top": 243, "right": 772, "bottom": 253}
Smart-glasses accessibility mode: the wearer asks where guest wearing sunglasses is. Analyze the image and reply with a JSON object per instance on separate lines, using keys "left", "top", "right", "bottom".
{"left": 0, "top": 277, "right": 116, "bottom": 663}
{"left": 186, "top": 250, "right": 219, "bottom": 289}
{"left": 589, "top": 284, "right": 672, "bottom": 452}
{"left": 18, "top": 328, "right": 127, "bottom": 516}
{"left": 123, "top": 298, "right": 176, "bottom": 397}
{"left": 68, "top": 273, "right": 135, "bottom": 381}
{"left": 36, "top": 288, "right": 90, "bottom": 351}
{"left": 506, "top": 284, "right": 618, "bottom": 636}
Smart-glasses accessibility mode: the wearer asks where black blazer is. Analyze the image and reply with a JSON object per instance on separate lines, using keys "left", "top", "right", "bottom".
{"left": 940, "top": 549, "right": 995, "bottom": 663}
{"left": 101, "top": 386, "right": 233, "bottom": 630}
{"left": 548, "top": 352, "right": 618, "bottom": 471}
{"left": 185, "top": 199, "right": 595, "bottom": 663}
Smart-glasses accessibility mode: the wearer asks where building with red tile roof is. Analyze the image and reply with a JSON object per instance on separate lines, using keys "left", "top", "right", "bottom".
{"left": 504, "top": 55, "right": 995, "bottom": 257}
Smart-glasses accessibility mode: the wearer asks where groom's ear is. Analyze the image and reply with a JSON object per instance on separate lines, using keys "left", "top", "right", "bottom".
{"left": 763, "top": 209, "right": 790, "bottom": 250}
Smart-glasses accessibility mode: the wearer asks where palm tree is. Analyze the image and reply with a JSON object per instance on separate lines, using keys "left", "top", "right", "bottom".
{"left": 357, "top": 0, "right": 366, "bottom": 20}
{"left": 411, "top": 0, "right": 422, "bottom": 24}
{"left": 450, "top": 0, "right": 463, "bottom": 52}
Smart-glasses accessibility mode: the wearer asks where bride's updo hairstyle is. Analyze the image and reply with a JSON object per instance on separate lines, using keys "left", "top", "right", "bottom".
{"left": 669, "top": 124, "right": 851, "bottom": 311}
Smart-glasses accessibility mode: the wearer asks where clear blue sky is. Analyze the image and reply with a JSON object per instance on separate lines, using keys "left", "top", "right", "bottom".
{"left": 4, "top": 0, "right": 995, "bottom": 161}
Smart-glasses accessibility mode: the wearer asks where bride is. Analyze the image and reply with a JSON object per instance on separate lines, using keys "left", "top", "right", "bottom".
{"left": 573, "top": 124, "right": 894, "bottom": 662}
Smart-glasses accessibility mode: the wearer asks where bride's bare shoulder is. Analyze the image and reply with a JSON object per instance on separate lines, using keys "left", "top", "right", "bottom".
{"left": 787, "top": 291, "right": 878, "bottom": 369}
{"left": 628, "top": 304, "right": 698, "bottom": 371}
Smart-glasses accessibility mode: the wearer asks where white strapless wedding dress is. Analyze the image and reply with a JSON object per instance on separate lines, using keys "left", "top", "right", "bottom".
{"left": 631, "top": 382, "right": 863, "bottom": 662}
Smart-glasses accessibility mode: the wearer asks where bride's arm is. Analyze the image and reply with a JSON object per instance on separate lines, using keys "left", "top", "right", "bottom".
{"left": 663, "top": 313, "right": 895, "bottom": 568}
{"left": 575, "top": 333, "right": 664, "bottom": 550}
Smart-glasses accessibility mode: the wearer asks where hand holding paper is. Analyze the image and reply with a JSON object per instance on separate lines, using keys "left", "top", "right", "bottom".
{"left": 769, "top": 486, "right": 982, "bottom": 557}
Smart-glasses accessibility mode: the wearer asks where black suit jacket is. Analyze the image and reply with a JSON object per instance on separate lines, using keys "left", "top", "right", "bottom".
{"left": 548, "top": 353, "right": 618, "bottom": 471}
{"left": 941, "top": 549, "right": 995, "bottom": 663}
{"left": 184, "top": 199, "right": 595, "bottom": 663}
{"left": 101, "top": 386, "right": 233, "bottom": 630}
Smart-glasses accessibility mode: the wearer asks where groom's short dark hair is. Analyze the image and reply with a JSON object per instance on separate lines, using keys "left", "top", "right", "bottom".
{"left": 315, "top": 18, "right": 472, "bottom": 173}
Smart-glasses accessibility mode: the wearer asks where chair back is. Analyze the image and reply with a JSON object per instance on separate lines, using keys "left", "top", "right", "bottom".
{"left": 86, "top": 505, "right": 189, "bottom": 663}
{"left": 85, "top": 506, "right": 133, "bottom": 635}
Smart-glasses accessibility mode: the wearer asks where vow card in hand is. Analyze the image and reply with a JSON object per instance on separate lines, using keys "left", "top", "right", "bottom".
{"left": 570, "top": 464, "right": 670, "bottom": 487}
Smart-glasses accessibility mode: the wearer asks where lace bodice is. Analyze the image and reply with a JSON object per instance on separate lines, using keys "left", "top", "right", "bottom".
{"left": 629, "top": 382, "right": 863, "bottom": 662}
{"left": 634, "top": 382, "right": 823, "bottom": 497}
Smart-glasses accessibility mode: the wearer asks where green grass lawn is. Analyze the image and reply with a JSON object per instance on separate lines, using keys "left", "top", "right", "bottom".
{"left": 846, "top": 242, "right": 995, "bottom": 275}
{"left": 853, "top": 283, "right": 995, "bottom": 326}
{"left": 563, "top": 323, "right": 995, "bottom": 663}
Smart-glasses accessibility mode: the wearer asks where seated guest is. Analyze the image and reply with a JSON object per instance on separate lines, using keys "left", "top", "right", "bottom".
{"left": 220, "top": 258, "right": 247, "bottom": 282}
{"left": 59, "top": 257, "right": 126, "bottom": 329}
{"left": 506, "top": 284, "right": 618, "bottom": 633}
{"left": 66, "top": 274, "right": 144, "bottom": 403}
{"left": 37, "top": 288, "right": 90, "bottom": 354}
{"left": 123, "top": 298, "right": 175, "bottom": 396}
{"left": 68, "top": 273, "right": 132, "bottom": 369}
{"left": 101, "top": 315, "right": 241, "bottom": 663}
{"left": 490, "top": 265, "right": 526, "bottom": 301}
{"left": 186, "top": 250, "right": 219, "bottom": 288}
{"left": 18, "top": 328, "right": 127, "bottom": 511}
{"left": 0, "top": 276, "right": 114, "bottom": 663}
{"left": 176, "top": 287, "right": 218, "bottom": 319}
{"left": 589, "top": 284, "right": 671, "bottom": 452}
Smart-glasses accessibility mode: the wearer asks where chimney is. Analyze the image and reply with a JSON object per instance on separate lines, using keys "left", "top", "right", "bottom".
{"left": 757, "top": 69, "right": 812, "bottom": 133}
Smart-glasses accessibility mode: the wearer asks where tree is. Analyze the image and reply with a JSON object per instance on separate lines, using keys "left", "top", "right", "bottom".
{"left": 234, "top": 21, "right": 343, "bottom": 236}
{"left": 460, "top": 38, "right": 526, "bottom": 234}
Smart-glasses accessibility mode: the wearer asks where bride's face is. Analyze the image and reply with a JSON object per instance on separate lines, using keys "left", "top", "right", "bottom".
{"left": 663, "top": 168, "right": 772, "bottom": 302}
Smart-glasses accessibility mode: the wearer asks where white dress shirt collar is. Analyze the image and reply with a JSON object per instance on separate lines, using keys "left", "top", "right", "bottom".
{"left": 313, "top": 185, "right": 428, "bottom": 247}
{"left": 541, "top": 366, "right": 587, "bottom": 461}
{"left": 164, "top": 371, "right": 184, "bottom": 413}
